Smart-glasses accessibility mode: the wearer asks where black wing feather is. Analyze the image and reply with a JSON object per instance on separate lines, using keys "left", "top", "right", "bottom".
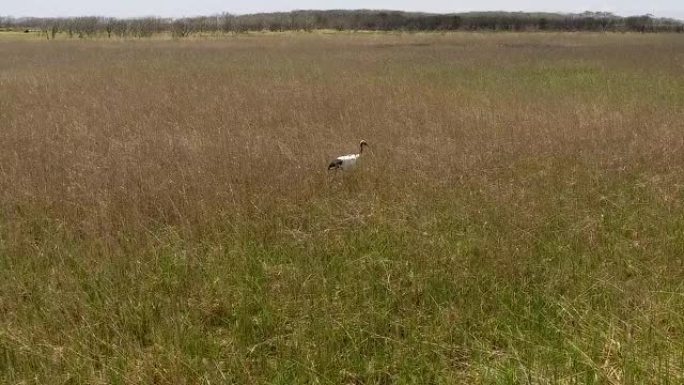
{"left": 328, "top": 159, "right": 343, "bottom": 170}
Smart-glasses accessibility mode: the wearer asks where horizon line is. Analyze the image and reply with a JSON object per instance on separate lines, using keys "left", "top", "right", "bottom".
{"left": 2, "top": 9, "right": 683, "bottom": 22}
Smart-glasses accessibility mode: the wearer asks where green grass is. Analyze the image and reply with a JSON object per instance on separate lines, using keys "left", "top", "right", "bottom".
{"left": 0, "top": 32, "right": 683, "bottom": 384}
{"left": 0, "top": 30, "right": 45, "bottom": 41}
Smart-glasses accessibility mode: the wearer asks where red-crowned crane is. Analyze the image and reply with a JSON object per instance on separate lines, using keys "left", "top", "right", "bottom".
{"left": 328, "top": 140, "right": 368, "bottom": 170}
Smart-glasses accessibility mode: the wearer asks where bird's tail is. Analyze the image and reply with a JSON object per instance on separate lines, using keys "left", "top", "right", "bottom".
{"left": 328, "top": 159, "right": 342, "bottom": 170}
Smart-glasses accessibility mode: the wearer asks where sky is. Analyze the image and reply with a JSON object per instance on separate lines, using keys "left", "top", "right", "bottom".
{"left": 4, "top": 0, "right": 684, "bottom": 20}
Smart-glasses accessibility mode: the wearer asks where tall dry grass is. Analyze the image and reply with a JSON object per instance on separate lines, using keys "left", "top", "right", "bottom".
{"left": 1, "top": 32, "right": 684, "bottom": 383}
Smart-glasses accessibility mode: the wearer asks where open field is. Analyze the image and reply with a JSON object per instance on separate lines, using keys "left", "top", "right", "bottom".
{"left": 1, "top": 32, "right": 684, "bottom": 384}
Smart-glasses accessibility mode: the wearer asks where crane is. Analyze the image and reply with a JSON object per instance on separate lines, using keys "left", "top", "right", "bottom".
{"left": 328, "top": 140, "right": 368, "bottom": 170}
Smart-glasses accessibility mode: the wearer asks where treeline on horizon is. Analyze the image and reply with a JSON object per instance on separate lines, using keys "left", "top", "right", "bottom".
{"left": 1, "top": 10, "right": 683, "bottom": 38}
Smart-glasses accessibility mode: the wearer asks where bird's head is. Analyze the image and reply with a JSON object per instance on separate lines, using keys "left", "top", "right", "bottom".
{"left": 360, "top": 140, "right": 368, "bottom": 150}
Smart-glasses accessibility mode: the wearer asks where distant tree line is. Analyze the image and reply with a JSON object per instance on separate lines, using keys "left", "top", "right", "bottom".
{"left": 1, "top": 10, "right": 682, "bottom": 38}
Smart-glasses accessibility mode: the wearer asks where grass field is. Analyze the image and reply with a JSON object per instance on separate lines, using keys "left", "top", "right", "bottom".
{"left": 1, "top": 32, "right": 684, "bottom": 384}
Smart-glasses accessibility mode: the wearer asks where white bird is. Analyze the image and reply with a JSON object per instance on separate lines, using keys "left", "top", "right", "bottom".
{"left": 328, "top": 140, "right": 369, "bottom": 170}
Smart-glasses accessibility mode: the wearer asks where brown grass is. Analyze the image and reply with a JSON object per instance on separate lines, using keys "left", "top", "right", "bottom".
{"left": 1, "top": 32, "right": 684, "bottom": 383}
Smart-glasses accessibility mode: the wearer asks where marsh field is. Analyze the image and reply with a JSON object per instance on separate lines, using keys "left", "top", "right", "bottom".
{"left": 1, "top": 32, "right": 684, "bottom": 384}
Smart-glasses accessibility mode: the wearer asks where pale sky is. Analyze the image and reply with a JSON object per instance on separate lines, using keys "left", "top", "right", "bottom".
{"left": 4, "top": 0, "right": 684, "bottom": 20}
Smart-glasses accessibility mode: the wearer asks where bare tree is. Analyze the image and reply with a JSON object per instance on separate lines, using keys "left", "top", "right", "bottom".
{"left": 172, "top": 19, "right": 192, "bottom": 38}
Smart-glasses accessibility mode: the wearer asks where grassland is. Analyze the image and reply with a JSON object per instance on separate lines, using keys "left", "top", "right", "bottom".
{"left": 1, "top": 32, "right": 683, "bottom": 384}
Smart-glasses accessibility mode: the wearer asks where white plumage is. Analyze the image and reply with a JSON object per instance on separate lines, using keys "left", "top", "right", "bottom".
{"left": 328, "top": 140, "right": 368, "bottom": 171}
